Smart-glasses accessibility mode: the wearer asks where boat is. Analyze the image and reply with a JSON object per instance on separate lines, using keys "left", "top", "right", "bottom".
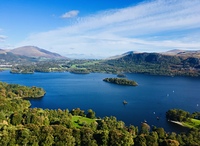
{"left": 123, "top": 100, "right": 128, "bottom": 104}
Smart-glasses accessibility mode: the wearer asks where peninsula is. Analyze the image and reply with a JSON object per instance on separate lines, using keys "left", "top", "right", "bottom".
{"left": 0, "top": 81, "right": 46, "bottom": 99}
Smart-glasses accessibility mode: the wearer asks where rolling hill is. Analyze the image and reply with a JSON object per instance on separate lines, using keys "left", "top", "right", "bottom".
{"left": 104, "top": 50, "right": 200, "bottom": 76}
{"left": 9, "top": 46, "right": 65, "bottom": 59}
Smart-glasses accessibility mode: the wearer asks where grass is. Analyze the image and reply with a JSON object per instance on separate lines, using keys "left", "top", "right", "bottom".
{"left": 71, "top": 116, "right": 96, "bottom": 128}
{"left": 70, "top": 65, "right": 77, "bottom": 68}
{"left": 0, "top": 68, "right": 11, "bottom": 70}
{"left": 70, "top": 61, "right": 100, "bottom": 69}
{"left": 183, "top": 118, "right": 200, "bottom": 129}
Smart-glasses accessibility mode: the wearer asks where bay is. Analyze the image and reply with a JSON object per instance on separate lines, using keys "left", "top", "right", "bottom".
{"left": 0, "top": 70, "right": 200, "bottom": 133}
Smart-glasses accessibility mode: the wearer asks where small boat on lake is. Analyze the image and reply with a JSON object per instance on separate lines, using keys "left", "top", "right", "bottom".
{"left": 123, "top": 100, "right": 128, "bottom": 105}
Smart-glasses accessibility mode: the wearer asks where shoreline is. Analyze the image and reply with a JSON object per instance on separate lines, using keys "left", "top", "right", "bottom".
{"left": 168, "top": 120, "right": 184, "bottom": 126}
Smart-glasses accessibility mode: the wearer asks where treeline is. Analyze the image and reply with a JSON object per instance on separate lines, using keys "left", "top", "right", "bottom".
{"left": 103, "top": 78, "right": 138, "bottom": 86}
{"left": 10, "top": 61, "right": 66, "bottom": 74}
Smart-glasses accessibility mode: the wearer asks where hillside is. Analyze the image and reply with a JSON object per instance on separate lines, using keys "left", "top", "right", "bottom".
{"left": 102, "top": 51, "right": 200, "bottom": 76}
{"left": 106, "top": 51, "right": 135, "bottom": 60}
{"left": 0, "top": 52, "right": 32, "bottom": 64}
{"left": 10, "top": 46, "right": 65, "bottom": 59}
{"left": 0, "top": 46, "right": 67, "bottom": 66}
{"left": 0, "top": 49, "right": 7, "bottom": 54}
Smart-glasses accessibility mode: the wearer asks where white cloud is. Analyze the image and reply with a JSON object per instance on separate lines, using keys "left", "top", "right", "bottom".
{"left": 61, "top": 10, "right": 79, "bottom": 18}
{"left": 0, "top": 35, "right": 7, "bottom": 42}
{"left": 18, "top": 0, "right": 200, "bottom": 58}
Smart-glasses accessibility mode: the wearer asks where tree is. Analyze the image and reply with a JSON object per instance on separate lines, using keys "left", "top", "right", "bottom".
{"left": 81, "top": 127, "right": 97, "bottom": 146}
{"left": 70, "top": 108, "right": 85, "bottom": 116}
{"left": 94, "top": 130, "right": 109, "bottom": 146}
{"left": 109, "top": 129, "right": 134, "bottom": 146}
{"left": 10, "top": 112, "right": 22, "bottom": 125}
{"left": 72, "top": 128, "right": 81, "bottom": 146}
{"left": 140, "top": 123, "right": 150, "bottom": 135}
{"left": 87, "top": 109, "right": 96, "bottom": 119}
{"left": 145, "top": 135, "right": 158, "bottom": 146}
{"left": 16, "top": 128, "right": 31, "bottom": 146}
{"left": 52, "top": 125, "right": 75, "bottom": 146}
{"left": 161, "top": 139, "right": 179, "bottom": 146}
{"left": 154, "top": 127, "right": 165, "bottom": 139}
{"left": 134, "top": 135, "right": 147, "bottom": 146}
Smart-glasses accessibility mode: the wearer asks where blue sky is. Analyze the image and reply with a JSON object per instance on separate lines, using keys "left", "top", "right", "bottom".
{"left": 0, "top": 0, "right": 200, "bottom": 58}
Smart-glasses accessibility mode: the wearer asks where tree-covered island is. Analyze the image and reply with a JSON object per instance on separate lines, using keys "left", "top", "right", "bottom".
{"left": 103, "top": 78, "right": 138, "bottom": 86}
{"left": 69, "top": 68, "right": 90, "bottom": 74}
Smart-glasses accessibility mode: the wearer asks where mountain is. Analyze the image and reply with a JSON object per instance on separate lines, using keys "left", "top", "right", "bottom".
{"left": 106, "top": 51, "right": 137, "bottom": 60}
{"left": 9, "top": 46, "right": 65, "bottom": 59}
{"left": 0, "top": 49, "right": 7, "bottom": 54}
{"left": 163, "top": 49, "right": 200, "bottom": 58}
{"left": 0, "top": 51, "right": 32, "bottom": 64}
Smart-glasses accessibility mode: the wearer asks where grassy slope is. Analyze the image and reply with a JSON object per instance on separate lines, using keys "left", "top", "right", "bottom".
{"left": 183, "top": 118, "right": 200, "bottom": 129}
{"left": 71, "top": 116, "right": 96, "bottom": 128}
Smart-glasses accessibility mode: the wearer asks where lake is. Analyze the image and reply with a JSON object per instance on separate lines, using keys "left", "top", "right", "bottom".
{"left": 0, "top": 70, "right": 200, "bottom": 133}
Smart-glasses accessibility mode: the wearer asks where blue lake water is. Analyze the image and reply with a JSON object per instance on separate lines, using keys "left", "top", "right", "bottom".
{"left": 0, "top": 70, "right": 200, "bottom": 133}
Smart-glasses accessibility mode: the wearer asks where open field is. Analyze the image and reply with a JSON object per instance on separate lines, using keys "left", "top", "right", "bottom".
{"left": 183, "top": 118, "right": 200, "bottom": 129}
{"left": 71, "top": 116, "right": 96, "bottom": 128}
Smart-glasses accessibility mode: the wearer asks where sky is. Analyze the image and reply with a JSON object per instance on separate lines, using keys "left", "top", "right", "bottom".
{"left": 0, "top": 0, "right": 200, "bottom": 58}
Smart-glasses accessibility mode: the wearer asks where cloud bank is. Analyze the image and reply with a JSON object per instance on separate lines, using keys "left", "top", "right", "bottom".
{"left": 18, "top": 0, "right": 200, "bottom": 58}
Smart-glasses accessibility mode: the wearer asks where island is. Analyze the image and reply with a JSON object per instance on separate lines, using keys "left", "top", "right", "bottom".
{"left": 103, "top": 78, "right": 138, "bottom": 86}
{"left": 69, "top": 68, "right": 90, "bottom": 74}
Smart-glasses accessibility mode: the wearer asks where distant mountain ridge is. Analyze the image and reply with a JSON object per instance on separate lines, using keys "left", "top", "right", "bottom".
{"left": 9, "top": 46, "right": 65, "bottom": 59}
{"left": 106, "top": 51, "right": 137, "bottom": 60}
{"left": 106, "top": 49, "right": 200, "bottom": 61}
{"left": 105, "top": 49, "right": 200, "bottom": 76}
{"left": 0, "top": 48, "right": 7, "bottom": 54}
{"left": 162, "top": 49, "right": 200, "bottom": 58}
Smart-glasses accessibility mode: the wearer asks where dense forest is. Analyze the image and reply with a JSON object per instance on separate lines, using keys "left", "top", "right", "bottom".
{"left": 103, "top": 78, "right": 138, "bottom": 86}
{"left": 0, "top": 82, "right": 200, "bottom": 145}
